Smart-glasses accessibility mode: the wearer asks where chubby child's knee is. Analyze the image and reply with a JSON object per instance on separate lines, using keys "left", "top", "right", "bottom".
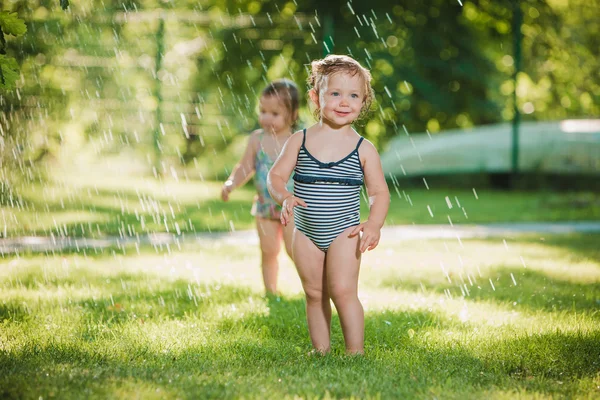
{"left": 304, "top": 287, "right": 326, "bottom": 304}
{"left": 260, "top": 239, "right": 281, "bottom": 258}
{"left": 329, "top": 285, "right": 356, "bottom": 304}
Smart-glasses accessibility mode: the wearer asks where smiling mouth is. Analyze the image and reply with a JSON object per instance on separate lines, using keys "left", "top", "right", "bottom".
{"left": 335, "top": 111, "right": 351, "bottom": 116}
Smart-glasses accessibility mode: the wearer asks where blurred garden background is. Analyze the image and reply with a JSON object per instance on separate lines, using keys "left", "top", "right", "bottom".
{"left": 0, "top": 0, "right": 599, "bottom": 238}
{"left": 0, "top": 0, "right": 599, "bottom": 398}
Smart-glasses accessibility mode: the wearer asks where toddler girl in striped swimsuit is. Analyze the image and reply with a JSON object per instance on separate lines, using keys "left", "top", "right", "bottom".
{"left": 268, "top": 55, "right": 390, "bottom": 355}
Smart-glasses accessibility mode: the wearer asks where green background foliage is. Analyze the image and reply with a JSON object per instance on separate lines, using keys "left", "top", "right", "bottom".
{"left": 0, "top": 11, "right": 28, "bottom": 88}
{"left": 0, "top": 0, "right": 598, "bottom": 182}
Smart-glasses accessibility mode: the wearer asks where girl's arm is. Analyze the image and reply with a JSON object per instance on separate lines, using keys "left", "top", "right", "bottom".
{"left": 221, "top": 131, "right": 260, "bottom": 201}
{"left": 349, "top": 140, "right": 390, "bottom": 252}
{"left": 267, "top": 131, "right": 306, "bottom": 225}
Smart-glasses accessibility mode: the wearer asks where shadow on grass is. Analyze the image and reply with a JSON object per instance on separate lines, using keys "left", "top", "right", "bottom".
{"left": 17, "top": 187, "right": 255, "bottom": 237}
{"left": 1, "top": 253, "right": 599, "bottom": 398}
{"left": 1, "top": 295, "right": 598, "bottom": 399}
{"left": 0, "top": 303, "right": 31, "bottom": 323}
{"left": 0, "top": 275, "right": 256, "bottom": 324}
{"left": 217, "top": 294, "right": 599, "bottom": 395}
{"left": 381, "top": 266, "right": 600, "bottom": 316}
{"left": 2, "top": 244, "right": 131, "bottom": 258}
{"left": 75, "top": 280, "right": 258, "bottom": 340}
{"left": 517, "top": 233, "right": 600, "bottom": 263}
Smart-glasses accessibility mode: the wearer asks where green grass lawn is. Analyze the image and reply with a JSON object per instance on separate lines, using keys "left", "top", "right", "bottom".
{"left": 1, "top": 234, "right": 599, "bottom": 399}
{"left": 3, "top": 171, "right": 599, "bottom": 238}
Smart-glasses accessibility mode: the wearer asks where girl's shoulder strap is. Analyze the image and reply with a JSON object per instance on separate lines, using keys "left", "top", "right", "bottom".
{"left": 301, "top": 128, "right": 307, "bottom": 146}
{"left": 356, "top": 136, "right": 365, "bottom": 150}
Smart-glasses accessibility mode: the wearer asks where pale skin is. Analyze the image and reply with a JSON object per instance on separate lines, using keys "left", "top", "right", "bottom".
{"left": 267, "top": 72, "right": 390, "bottom": 354}
{"left": 221, "top": 94, "right": 297, "bottom": 295}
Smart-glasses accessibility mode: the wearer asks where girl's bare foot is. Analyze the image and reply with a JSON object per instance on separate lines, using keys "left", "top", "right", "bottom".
{"left": 307, "top": 348, "right": 329, "bottom": 356}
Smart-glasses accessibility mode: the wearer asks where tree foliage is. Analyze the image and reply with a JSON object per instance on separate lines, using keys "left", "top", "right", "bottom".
{"left": 0, "top": 11, "right": 27, "bottom": 89}
{"left": 0, "top": 1, "right": 68, "bottom": 90}
{"left": 211, "top": 0, "right": 598, "bottom": 148}
{"left": 0, "top": 0, "right": 597, "bottom": 181}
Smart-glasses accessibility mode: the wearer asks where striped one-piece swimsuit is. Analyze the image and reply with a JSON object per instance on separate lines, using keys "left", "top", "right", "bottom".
{"left": 293, "top": 129, "right": 365, "bottom": 252}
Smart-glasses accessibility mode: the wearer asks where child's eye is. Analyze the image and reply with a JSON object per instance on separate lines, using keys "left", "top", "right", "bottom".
{"left": 351, "top": 94, "right": 359, "bottom": 98}
{"left": 331, "top": 92, "right": 339, "bottom": 96}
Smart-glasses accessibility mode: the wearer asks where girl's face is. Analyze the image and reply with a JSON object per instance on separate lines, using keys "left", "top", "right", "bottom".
{"left": 258, "top": 95, "right": 291, "bottom": 134}
{"left": 313, "top": 72, "right": 365, "bottom": 127}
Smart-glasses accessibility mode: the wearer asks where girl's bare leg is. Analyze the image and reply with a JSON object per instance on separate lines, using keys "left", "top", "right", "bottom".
{"left": 256, "top": 217, "right": 283, "bottom": 294}
{"left": 326, "top": 226, "right": 364, "bottom": 354}
{"left": 292, "top": 228, "right": 330, "bottom": 353}
{"left": 281, "top": 219, "right": 295, "bottom": 260}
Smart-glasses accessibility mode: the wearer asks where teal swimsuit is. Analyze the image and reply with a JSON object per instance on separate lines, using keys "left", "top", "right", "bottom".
{"left": 251, "top": 132, "right": 293, "bottom": 220}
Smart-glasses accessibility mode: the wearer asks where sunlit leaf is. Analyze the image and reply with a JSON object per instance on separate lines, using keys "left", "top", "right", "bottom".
{"left": 0, "top": 54, "right": 19, "bottom": 89}
{"left": 0, "top": 12, "right": 27, "bottom": 37}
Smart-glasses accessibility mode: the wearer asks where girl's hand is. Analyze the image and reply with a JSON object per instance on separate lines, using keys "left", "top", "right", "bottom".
{"left": 281, "top": 195, "right": 307, "bottom": 226}
{"left": 221, "top": 180, "right": 233, "bottom": 202}
{"left": 349, "top": 221, "right": 381, "bottom": 253}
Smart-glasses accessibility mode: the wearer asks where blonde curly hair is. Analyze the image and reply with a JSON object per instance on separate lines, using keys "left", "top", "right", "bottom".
{"left": 307, "top": 54, "right": 374, "bottom": 124}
